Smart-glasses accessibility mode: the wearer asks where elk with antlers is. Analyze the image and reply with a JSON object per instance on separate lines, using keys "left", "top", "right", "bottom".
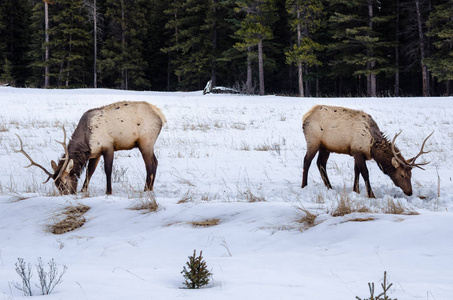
{"left": 15, "top": 101, "right": 166, "bottom": 195}
{"left": 301, "top": 105, "right": 432, "bottom": 198}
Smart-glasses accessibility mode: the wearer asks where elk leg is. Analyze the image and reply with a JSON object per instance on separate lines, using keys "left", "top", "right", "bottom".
{"left": 316, "top": 147, "right": 332, "bottom": 189}
{"left": 103, "top": 149, "right": 114, "bottom": 195}
{"left": 139, "top": 147, "right": 158, "bottom": 191}
{"left": 302, "top": 145, "right": 319, "bottom": 188}
{"left": 353, "top": 163, "right": 360, "bottom": 194}
{"left": 81, "top": 157, "right": 101, "bottom": 192}
{"left": 354, "top": 154, "right": 375, "bottom": 198}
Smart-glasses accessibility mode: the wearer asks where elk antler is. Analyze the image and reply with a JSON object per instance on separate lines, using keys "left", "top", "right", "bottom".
{"left": 391, "top": 131, "right": 433, "bottom": 170}
{"left": 408, "top": 131, "right": 433, "bottom": 170}
{"left": 54, "top": 126, "right": 70, "bottom": 181}
{"left": 391, "top": 131, "right": 408, "bottom": 168}
{"left": 15, "top": 134, "right": 54, "bottom": 183}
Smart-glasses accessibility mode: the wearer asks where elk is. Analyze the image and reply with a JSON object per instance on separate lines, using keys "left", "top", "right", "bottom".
{"left": 301, "top": 105, "right": 432, "bottom": 198}
{"left": 15, "top": 101, "right": 166, "bottom": 195}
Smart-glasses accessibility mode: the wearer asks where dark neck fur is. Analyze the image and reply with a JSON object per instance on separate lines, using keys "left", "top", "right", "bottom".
{"left": 370, "top": 133, "right": 404, "bottom": 176}
{"left": 65, "top": 111, "right": 93, "bottom": 178}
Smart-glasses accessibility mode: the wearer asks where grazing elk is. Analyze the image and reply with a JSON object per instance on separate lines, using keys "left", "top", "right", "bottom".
{"left": 15, "top": 101, "right": 166, "bottom": 195}
{"left": 301, "top": 105, "right": 432, "bottom": 198}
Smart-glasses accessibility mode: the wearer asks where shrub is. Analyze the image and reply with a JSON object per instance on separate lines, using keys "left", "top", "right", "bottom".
{"left": 181, "top": 250, "right": 212, "bottom": 289}
{"left": 13, "top": 257, "right": 67, "bottom": 296}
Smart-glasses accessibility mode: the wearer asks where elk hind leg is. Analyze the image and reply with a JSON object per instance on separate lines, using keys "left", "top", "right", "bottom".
{"left": 302, "top": 144, "right": 319, "bottom": 188}
{"left": 139, "top": 146, "right": 158, "bottom": 191}
{"left": 82, "top": 157, "right": 101, "bottom": 192}
{"left": 317, "top": 147, "right": 332, "bottom": 189}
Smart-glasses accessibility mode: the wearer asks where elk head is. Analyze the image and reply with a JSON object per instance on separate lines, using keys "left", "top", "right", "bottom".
{"left": 389, "top": 131, "right": 433, "bottom": 196}
{"left": 15, "top": 127, "right": 77, "bottom": 195}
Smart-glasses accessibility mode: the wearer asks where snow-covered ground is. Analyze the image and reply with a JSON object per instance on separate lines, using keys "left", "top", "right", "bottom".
{"left": 0, "top": 87, "right": 452, "bottom": 299}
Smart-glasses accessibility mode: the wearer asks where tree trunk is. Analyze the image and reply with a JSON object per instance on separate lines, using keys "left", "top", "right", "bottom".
{"left": 394, "top": 0, "right": 400, "bottom": 96}
{"left": 211, "top": 0, "right": 217, "bottom": 86}
{"left": 246, "top": 46, "right": 252, "bottom": 94}
{"left": 415, "top": 0, "right": 430, "bottom": 96}
{"left": 93, "top": 0, "right": 97, "bottom": 88}
{"left": 44, "top": 1, "right": 50, "bottom": 88}
{"left": 258, "top": 39, "right": 265, "bottom": 95}
{"left": 296, "top": 7, "right": 303, "bottom": 97}
{"left": 367, "top": 0, "right": 376, "bottom": 97}
{"left": 121, "top": 0, "right": 127, "bottom": 89}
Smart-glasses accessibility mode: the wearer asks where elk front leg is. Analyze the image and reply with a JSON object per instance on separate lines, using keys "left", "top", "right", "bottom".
{"left": 353, "top": 162, "right": 360, "bottom": 194}
{"left": 81, "top": 157, "right": 101, "bottom": 192}
{"left": 354, "top": 154, "right": 375, "bottom": 198}
{"left": 103, "top": 150, "right": 114, "bottom": 195}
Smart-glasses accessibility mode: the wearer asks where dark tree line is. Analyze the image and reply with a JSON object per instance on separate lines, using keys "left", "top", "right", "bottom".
{"left": 0, "top": 0, "right": 452, "bottom": 96}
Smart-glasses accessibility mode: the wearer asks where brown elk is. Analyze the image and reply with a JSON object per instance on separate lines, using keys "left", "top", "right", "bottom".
{"left": 301, "top": 105, "right": 432, "bottom": 198}
{"left": 15, "top": 101, "right": 166, "bottom": 195}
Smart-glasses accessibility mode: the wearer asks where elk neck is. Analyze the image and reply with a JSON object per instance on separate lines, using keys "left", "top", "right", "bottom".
{"left": 370, "top": 134, "right": 404, "bottom": 175}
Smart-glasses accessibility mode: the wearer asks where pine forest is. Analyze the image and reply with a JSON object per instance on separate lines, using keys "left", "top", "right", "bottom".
{"left": 1, "top": 0, "right": 452, "bottom": 97}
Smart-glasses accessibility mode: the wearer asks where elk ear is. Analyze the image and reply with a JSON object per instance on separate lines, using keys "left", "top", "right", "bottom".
{"left": 66, "top": 159, "right": 74, "bottom": 172}
{"left": 391, "top": 157, "right": 400, "bottom": 168}
{"left": 51, "top": 160, "right": 58, "bottom": 171}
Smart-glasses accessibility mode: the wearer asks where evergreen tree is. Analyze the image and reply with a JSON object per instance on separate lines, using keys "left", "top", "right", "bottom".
{"left": 163, "top": 0, "right": 219, "bottom": 91}
{"left": 426, "top": 0, "right": 453, "bottom": 95}
{"left": 0, "top": 0, "right": 33, "bottom": 86}
{"left": 48, "top": 0, "right": 92, "bottom": 87}
{"left": 26, "top": 1, "right": 45, "bottom": 87}
{"left": 1, "top": 58, "right": 14, "bottom": 85}
{"left": 285, "top": 0, "right": 324, "bottom": 97}
{"left": 99, "top": 0, "right": 149, "bottom": 90}
{"left": 234, "top": 0, "right": 277, "bottom": 95}
{"left": 328, "top": 0, "right": 394, "bottom": 96}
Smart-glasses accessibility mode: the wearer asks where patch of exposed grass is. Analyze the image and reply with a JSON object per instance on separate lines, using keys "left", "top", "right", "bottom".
{"left": 190, "top": 218, "right": 220, "bottom": 227}
{"left": 49, "top": 204, "right": 90, "bottom": 235}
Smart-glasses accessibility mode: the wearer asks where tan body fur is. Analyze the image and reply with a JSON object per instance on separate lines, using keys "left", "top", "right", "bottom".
{"left": 303, "top": 105, "right": 380, "bottom": 159}
{"left": 89, "top": 101, "right": 166, "bottom": 157}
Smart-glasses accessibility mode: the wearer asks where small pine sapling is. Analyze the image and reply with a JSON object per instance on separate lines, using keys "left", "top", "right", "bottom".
{"left": 356, "top": 271, "right": 397, "bottom": 300}
{"left": 181, "top": 250, "right": 212, "bottom": 289}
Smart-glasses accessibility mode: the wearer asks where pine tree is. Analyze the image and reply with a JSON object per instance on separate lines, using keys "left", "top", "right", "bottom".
{"left": 49, "top": 0, "right": 91, "bottom": 87}
{"left": 285, "top": 0, "right": 324, "bottom": 97}
{"left": 1, "top": 58, "right": 14, "bottom": 85}
{"left": 426, "top": 0, "right": 453, "bottom": 95}
{"left": 163, "top": 0, "right": 219, "bottom": 91}
{"left": 99, "top": 0, "right": 149, "bottom": 90}
{"left": 0, "top": 0, "right": 33, "bottom": 86}
{"left": 26, "top": 1, "right": 46, "bottom": 87}
{"left": 328, "top": 0, "right": 394, "bottom": 96}
{"left": 234, "top": 0, "right": 277, "bottom": 95}
{"left": 181, "top": 250, "right": 212, "bottom": 289}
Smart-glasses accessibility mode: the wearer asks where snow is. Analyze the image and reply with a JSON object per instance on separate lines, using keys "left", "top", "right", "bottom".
{"left": 0, "top": 87, "right": 452, "bottom": 299}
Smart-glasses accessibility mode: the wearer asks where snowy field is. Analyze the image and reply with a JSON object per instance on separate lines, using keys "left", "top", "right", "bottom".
{"left": 0, "top": 87, "right": 452, "bottom": 299}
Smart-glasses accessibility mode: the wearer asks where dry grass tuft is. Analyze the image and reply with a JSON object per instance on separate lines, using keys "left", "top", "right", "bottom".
{"left": 190, "top": 218, "right": 220, "bottom": 227}
{"left": 178, "top": 190, "right": 195, "bottom": 204}
{"left": 331, "top": 193, "right": 353, "bottom": 217}
{"left": 245, "top": 190, "right": 266, "bottom": 202}
{"left": 347, "top": 217, "right": 375, "bottom": 222}
{"left": 49, "top": 204, "right": 90, "bottom": 235}
{"left": 130, "top": 192, "right": 158, "bottom": 212}
{"left": 296, "top": 208, "right": 318, "bottom": 229}
{"left": 384, "top": 198, "right": 405, "bottom": 215}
